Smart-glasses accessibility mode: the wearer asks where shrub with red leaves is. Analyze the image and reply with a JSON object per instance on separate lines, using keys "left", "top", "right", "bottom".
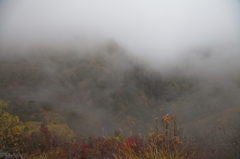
{"left": 120, "top": 138, "right": 135, "bottom": 152}
{"left": 72, "top": 142, "right": 93, "bottom": 159}
{"left": 129, "top": 135, "right": 146, "bottom": 154}
{"left": 120, "top": 135, "right": 146, "bottom": 155}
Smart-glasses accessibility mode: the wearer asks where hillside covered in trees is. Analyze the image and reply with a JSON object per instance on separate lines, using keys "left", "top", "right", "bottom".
{"left": 0, "top": 42, "right": 240, "bottom": 158}
{"left": 1, "top": 0, "right": 240, "bottom": 158}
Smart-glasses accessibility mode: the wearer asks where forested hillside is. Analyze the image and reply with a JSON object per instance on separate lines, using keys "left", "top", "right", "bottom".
{"left": 0, "top": 42, "right": 240, "bottom": 158}
{"left": 0, "top": 43, "right": 186, "bottom": 136}
{"left": 0, "top": 42, "right": 239, "bottom": 138}
{"left": 1, "top": 0, "right": 240, "bottom": 158}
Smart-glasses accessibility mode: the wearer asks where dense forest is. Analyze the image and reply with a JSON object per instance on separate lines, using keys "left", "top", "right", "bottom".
{"left": 0, "top": 41, "right": 240, "bottom": 158}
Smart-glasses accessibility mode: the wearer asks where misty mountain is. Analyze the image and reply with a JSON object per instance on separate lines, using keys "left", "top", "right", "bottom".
{"left": 0, "top": 42, "right": 239, "bottom": 139}
{"left": 0, "top": 2, "right": 240, "bottom": 157}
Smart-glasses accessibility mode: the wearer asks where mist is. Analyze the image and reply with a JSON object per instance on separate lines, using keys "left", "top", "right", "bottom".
{"left": 1, "top": 0, "right": 240, "bottom": 75}
{"left": 0, "top": 0, "right": 240, "bottom": 149}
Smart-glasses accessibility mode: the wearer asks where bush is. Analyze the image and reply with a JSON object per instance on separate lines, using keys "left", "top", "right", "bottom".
{"left": 0, "top": 100, "right": 25, "bottom": 150}
{"left": 19, "top": 114, "right": 199, "bottom": 158}
{"left": 114, "top": 114, "right": 193, "bottom": 159}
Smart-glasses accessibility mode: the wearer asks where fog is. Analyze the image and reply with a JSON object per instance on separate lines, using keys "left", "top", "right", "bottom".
{"left": 0, "top": 0, "right": 240, "bottom": 76}
{"left": 0, "top": 0, "right": 240, "bottom": 144}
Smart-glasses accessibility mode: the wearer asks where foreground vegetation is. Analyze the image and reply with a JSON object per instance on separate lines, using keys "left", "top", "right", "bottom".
{"left": 0, "top": 101, "right": 194, "bottom": 158}
{"left": 1, "top": 100, "right": 240, "bottom": 158}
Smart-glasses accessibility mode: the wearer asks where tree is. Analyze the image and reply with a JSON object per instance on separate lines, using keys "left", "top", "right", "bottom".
{"left": 0, "top": 100, "right": 25, "bottom": 149}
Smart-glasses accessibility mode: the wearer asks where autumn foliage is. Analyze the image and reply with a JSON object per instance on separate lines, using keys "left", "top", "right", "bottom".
{"left": 0, "top": 100, "right": 25, "bottom": 150}
{"left": 1, "top": 107, "right": 239, "bottom": 158}
{"left": 12, "top": 114, "right": 196, "bottom": 159}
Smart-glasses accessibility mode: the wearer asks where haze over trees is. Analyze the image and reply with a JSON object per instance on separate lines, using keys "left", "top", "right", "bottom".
{"left": 0, "top": 0, "right": 240, "bottom": 158}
